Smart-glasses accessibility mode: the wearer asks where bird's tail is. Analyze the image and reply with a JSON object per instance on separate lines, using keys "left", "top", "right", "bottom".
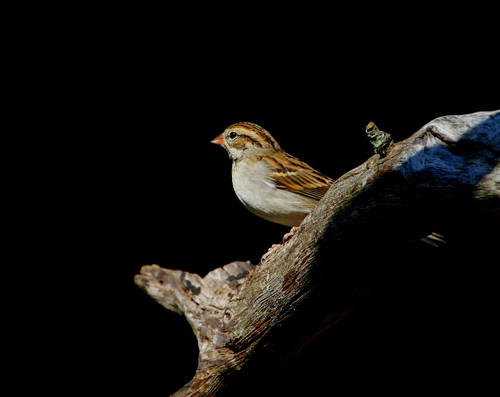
{"left": 420, "top": 232, "right": 447, "bottom": 248}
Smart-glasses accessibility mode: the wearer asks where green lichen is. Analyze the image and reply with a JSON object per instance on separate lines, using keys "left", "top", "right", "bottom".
{"left": 366, "top": 121, "right": 394, "bottom": 157}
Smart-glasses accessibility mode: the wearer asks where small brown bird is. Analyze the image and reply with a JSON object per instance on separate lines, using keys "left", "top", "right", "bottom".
{"left": 211, "top": 122, "right": 334, "bottom": 227}
{"left": 212, "top": 121, "right": 446, "bottom": 248}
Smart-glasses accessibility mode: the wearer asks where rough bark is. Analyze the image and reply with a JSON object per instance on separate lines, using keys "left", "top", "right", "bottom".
{"left": 134, "top": 110, "right": 499, "bottom": 397}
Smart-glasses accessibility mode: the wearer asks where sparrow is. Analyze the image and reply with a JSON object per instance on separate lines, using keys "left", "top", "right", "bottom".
{"left": 211, "top": 122, "right": 334, "bottom": 227}
{"left": 211, "top": 122, "right": 446, "bottom": 249}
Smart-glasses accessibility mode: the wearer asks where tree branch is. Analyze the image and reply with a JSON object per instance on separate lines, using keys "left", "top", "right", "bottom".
{"left": 134, "top": 110, "right": 499, "bottom": 397}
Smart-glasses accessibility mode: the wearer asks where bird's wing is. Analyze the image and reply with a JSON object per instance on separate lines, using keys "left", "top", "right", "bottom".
{"left": 262, "top": 153, "right": 335, "bottom": 201}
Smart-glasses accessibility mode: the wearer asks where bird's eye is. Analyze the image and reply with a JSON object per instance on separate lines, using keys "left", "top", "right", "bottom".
{"left": 229, "top": 131, "right": 238, "bottom": 139}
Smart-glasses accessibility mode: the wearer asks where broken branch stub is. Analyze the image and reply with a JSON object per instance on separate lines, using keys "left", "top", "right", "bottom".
{"left": 365, "top": 121, "right": 395, "bottom": 157}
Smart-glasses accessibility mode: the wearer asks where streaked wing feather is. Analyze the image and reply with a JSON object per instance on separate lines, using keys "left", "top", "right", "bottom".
{"left": 263, "top": 154, "right": 335, "bottom": 201}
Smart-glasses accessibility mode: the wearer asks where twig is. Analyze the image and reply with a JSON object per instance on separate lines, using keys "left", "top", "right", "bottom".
{"left": 365, "top": 121, "right": 395, "bottom": 157}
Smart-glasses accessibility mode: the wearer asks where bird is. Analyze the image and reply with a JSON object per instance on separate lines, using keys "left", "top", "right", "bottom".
{"left": 211, "top": 122, "right": 447, "bottom": 250}
{"left": 211, "top": 122, "right": 334, "bottom": 228}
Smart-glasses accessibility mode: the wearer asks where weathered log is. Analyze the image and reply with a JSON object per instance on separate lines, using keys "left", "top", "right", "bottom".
{"left": 135, "top": 110, "right": 499, "bottom": 397}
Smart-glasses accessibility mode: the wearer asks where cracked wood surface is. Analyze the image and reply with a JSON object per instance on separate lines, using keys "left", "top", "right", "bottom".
{"left": 134, "top": 110, "right": 499, "bottom": 397}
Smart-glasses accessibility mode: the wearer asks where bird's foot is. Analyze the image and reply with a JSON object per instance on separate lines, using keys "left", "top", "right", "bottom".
{"left": 282, "top": 226, "right": 299, "bottom": 243}
{"left": 261, "top": 227, "right": 299, "bottom": 262}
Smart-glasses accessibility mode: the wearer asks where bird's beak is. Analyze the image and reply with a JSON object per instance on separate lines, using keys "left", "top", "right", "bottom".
{"left": 211, "top": 134, "right": 225, "bottom": 146}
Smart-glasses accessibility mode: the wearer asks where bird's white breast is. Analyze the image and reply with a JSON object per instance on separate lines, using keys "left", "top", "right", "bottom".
{"left": 231, "top": 159, "right": 317, "bottom": 227}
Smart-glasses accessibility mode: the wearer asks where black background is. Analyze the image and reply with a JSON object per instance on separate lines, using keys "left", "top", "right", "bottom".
{"left": 29, "top": 11, "right": 499, "bottom": 396}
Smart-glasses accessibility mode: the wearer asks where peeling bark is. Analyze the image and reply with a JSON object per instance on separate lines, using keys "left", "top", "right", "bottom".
{"left": 134, "top": 111, "right": 499, "bottom": 397}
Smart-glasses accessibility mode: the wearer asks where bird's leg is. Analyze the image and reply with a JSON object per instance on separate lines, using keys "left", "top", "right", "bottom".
{"left": 282, "top": 226, "right": 299, "bottom": 243}
{"left": 261, "top": 227, "right": 299, "bottom": 262}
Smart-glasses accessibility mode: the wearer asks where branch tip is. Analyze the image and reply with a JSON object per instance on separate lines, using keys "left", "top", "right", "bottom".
{"left": 366, "top": 121, "right": 395, "bottom": 157}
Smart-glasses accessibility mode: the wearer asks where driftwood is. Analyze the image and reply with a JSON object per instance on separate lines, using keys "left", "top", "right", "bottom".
{"left": 135, "top": 111, "right": 499, "bottom": 397}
